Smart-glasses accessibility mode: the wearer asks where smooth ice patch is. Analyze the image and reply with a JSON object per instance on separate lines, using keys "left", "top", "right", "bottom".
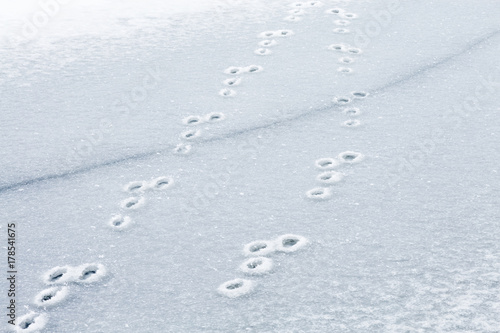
{"left": 243, "top": 240, "right": 276, "bottom": 257}
{"left": 342, "top": 119, "right": 361, "bottom": 127}
{"left": 314, "top": 157, "right": 340, "bottom": 170}
{"left": 108, "top": 214, "right": 133, "bottom": 231}
{"left": 306, "top": 187, "right": 332, "bottom": 200}
{"left": 219, "top": 88, "right": 236, "bottom": 97}
{"left": 42, "top": 265, "right": 76, "bottom": 285}
{"left": 33, "top": 286, "right": 69, "bottom": 307}
{"left": 14, "top": 312, "right": 48, "bottom": 332}
{"left": 274, "top": 234, "right": 309, "bottom": 253}
{"left": 338, "top": 151, "right": 364, "bottom": 164}
{"left": 343, "top": 107, "right": 361, "bottom": 116}
{"left": 76, "top": 263, "right": 107, "bottom": 284}
{"left": 223, "top": 77, "right": 241, "bottom": 86}
{"left": 258, "top": 39, "right": 277, "bottom": 47}
{"left": 316, "top": 171, "right": 344, "bottom": 184}
{"left": 239, "top": 257, "right": 273, "bottom": 275}
{"left": 204, "top": 112, "right": 225, "bottom": 123}
{"left": 120, "top": 196, "right": 145, "bottom": 210}
{"left": 180, "top": 129, "right": 201, "bottom": 140}
{"left": 173, "top": 143, "right": 192, "bottom": 155}
{"left": 182, "top": 115, "right": 204, "bottom": 126}
{"left": 123, "top": 180, "right": 148, "bottom": 194}
{"left": 224, "top": 66, "right": 244, "bottom": 75}
{"left": 254, "top": 48, "right": 272, "bottom": 56}
{"left": 217, "top": 278, "right": 255, "bottom": 298}
{"left": 149, "top": 176, "right": 174, "bottom": 190}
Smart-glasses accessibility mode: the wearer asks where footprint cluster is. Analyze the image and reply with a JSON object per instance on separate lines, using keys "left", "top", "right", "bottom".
{"left": 107, "top": 176, "right": 175, "bottom": 231}
{"left": 15, "top": 263, "right": 107, "bottom": 332}
{"left": 284, "top": 1, "right": 324, "bottom": 22}
{"left": 306, "top": 151, "right": 364, "bottom": 200}
{"left": 333, "top": 91, "right": 369, "bottom": 127}
{"left": 173, "top": 111, "right": 226, "bottom": 155}
{"left": 255, "top": 28, "right": 294, "bottom": 58}
{"left": 324, "top": 5, "right": 361, "bottom": 74}
{"left": 217, "top": 234, "right": 309, "bottom": 298}
{"left": 220, "top": 65, "right": 263, "bottom": 97}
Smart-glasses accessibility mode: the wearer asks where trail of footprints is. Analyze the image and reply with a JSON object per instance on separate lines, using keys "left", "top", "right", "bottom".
{"left": 14, "top": 264, "right": 107, "bottom": 332}
{"left": 307, "top": 150, "right": 365, "bottom": 200}
{"left": 217, "top": 234, "right": 309, "bottom": 298}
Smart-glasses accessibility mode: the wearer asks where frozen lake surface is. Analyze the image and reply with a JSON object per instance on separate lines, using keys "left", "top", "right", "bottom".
{"left": 1, "top": 0, "right": 500, "bottom": 332}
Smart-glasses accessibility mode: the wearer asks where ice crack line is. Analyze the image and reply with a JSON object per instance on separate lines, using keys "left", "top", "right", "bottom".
{"left": 1, "top": 28, "right": 499, "bottom": 194}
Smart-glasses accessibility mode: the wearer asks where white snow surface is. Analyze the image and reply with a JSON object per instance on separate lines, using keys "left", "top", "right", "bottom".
{"left": 1, "top": 0, "right": 500, "bottom": 332}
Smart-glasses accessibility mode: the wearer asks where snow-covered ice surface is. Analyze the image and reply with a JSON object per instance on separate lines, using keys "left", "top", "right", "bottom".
{"left": 1, "top": 0, "right": 500, "bottom": 331}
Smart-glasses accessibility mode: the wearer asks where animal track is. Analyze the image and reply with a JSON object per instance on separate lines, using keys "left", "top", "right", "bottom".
{"left": 204, "top": 112, "right": 225, "bottom": 123}
{"left": 180, "top": 129, "right": 201, "bottom": 140}
{"left": 254, "top": 48, "right": 272, "bottom": 56}
{"left": 182, "top": 115, "right": 203, "bottom": 126}
{"left": 219, "top": 88, "right": 236, "bottom": 97}
{"left": 120, "top": 196, "right": 145, "bottom": 210}
{"left": 325, "top": 7, "right": 344, "bottom": 14}
{"left": 243, "top": 240, "right": 276, "bottom": 256}
{"left": 306, "top": 187, "right": 332, "bottom": 200}
{"left": 33, "top": 286, "right": 69, "bottom": 307}
{"left": 149, "top": 176, "right": 174, "bottom": 190}
{"left": 173, "top": 143, "right": 192, "bottom": 155}
{"left": 239, "top": 257, "right": 273, "bottom": 275}
{"left": 343, "top": 107, "right": 361, "bottom": 116}
{"left": 244, "top": 65, "right": 263, "bottom": 73}
{"left": 338, "top": 151, "right": 365, "bottom": 164}
{"left": 42, "top": 266, "right": 74, "bottom": 285}
{"left": 328, "top": 43, "right": 347, "bottom": 52}
{"left": 340, "top": 12, "right": 358, "bottom": 19}
{"left": 284, "top": 15, "right": 302, "bottom": 22}
{"left": 334, "top": 19, "right": 350, "bottom": 26}
{"left": 333, "top": 96, "right": 352, "bottom": 105}
{"left": 223, "top": 77, "right": 242, "bottom": 86}
{"left": 338, "top": 67, "right": 353, "bottom": 73}
{"left": 258, "top": 30, "right": 294, "bottom": 38}
{"left": 224, "top": 66, "right": 244, "bottom": 75}
{"left": 258, "top": 39, "right": 277, "bottom": 47}
{"left": 123, "top": 181, "right": 148, "bottom": 194}
{"left": 347, "top": 47, "right": 362, "bottom": 54}
{"left": 76, "top": 263, "right": 107, "bottom": 283}
{"left": 288, "top": 8, "right": 305, "bottom": 15}
{"left": 275, "top": 234, "right": 309, "bottom": 253}
{"left": 217, "top": 278, "right": 255, "bottom": 298}
{"left": 315, "top": 157, "right": 340, "bottom": 169}
{"left": 109, "top": 214, "right": 132, "bottom": 230}
{"left": 351, "top": 91, "right": 369, "bottom": 99}
{"left": 316, "top": 171, "right": 344, "bottom": 184}
{"left": 339, "top": 57, "right": 354, "bottom": 64}
{"left": 333, "top": 28, "right": 350, "bottom": 34}
{"left": 15, "top": 312, "right": 48, "bottom": 332}
{"left": 342, "top": 119, "right": 361, "bottom": 127}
